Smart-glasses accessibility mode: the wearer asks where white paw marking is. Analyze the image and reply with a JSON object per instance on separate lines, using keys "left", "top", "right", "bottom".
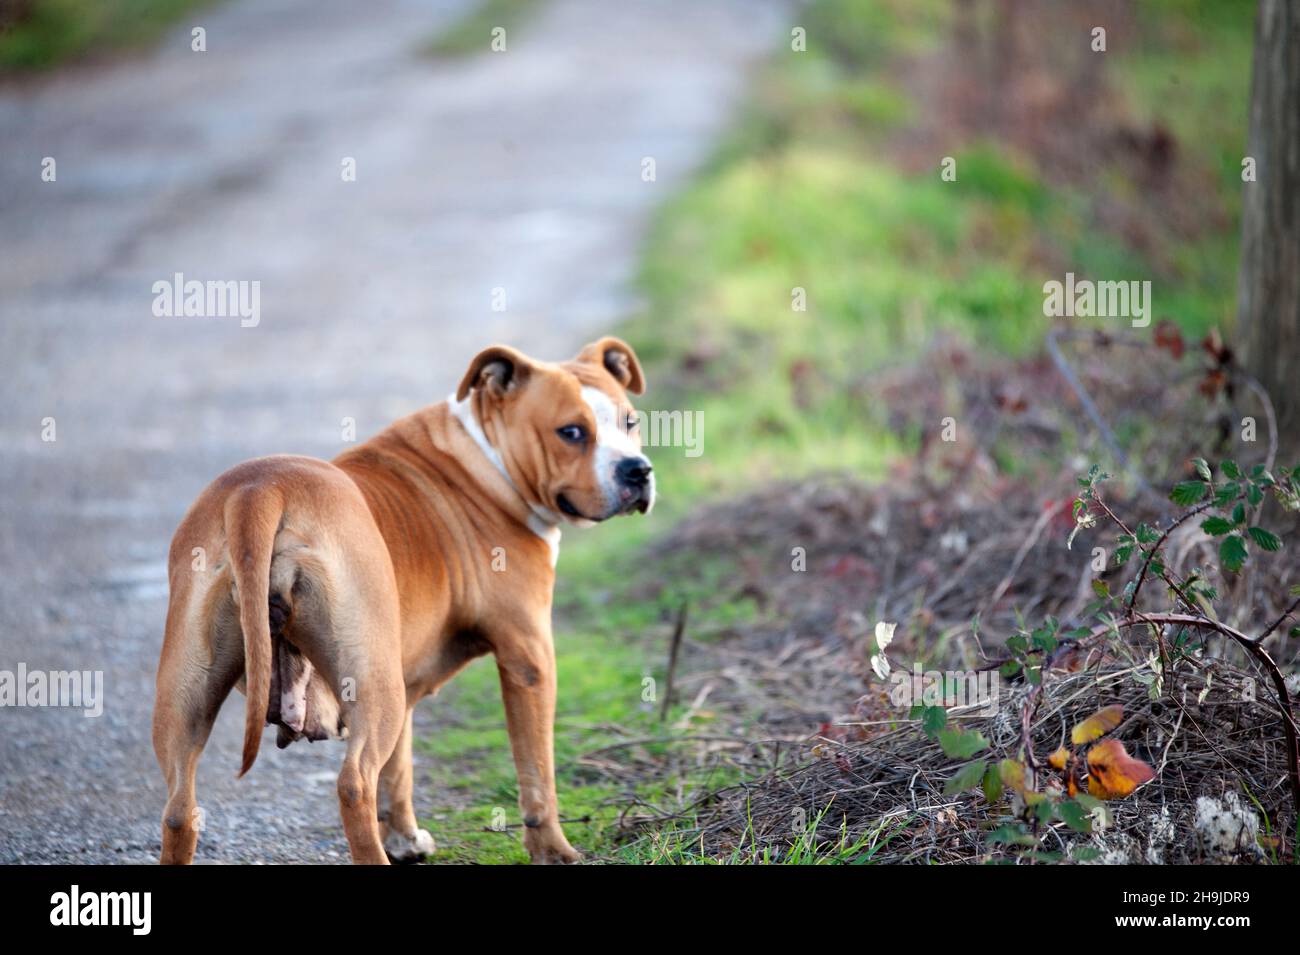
{"left": 384, "top": 827, "right": 435, "bottom": 861}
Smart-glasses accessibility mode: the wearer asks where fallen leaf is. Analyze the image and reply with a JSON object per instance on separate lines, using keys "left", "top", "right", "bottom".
{"left": 874, "top": 621, "right": 897, "bottom": 652}
{"left": 1153, "top": 319, "right": 1184, "bottom": 360}
{"left": 1086, "top": 739, "right": 1155, "bottom": 799}
{"left": 1071, "top": 703, "right": 1124, "bottom": 745}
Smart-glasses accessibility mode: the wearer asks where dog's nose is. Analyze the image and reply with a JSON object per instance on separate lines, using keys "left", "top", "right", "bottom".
{"left": 616, "top": 456, "right": 652, "bottom": 487}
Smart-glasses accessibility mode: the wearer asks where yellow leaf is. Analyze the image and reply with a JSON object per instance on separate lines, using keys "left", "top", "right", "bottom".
{"left": 1071, "top": 703, "right": 1124, "bottom": 745}
{"left": 1048, "top": 747, "right": 1070, "bottom": 770}
{"left": 998, "top": 759, "right": 1026, "bottom": 793}
{"left": 1086, "top": 738, "right": 1155, "bottom": 799}
{"left": 999, "top": 758, "right": 1046, "bottom": 803}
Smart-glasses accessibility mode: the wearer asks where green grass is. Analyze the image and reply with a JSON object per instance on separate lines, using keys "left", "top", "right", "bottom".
{"left": 0, "top": 0, "right": 220, "bottom": 71}
{"left": 423, "top": 0, "right": 541, "bottom": 59}
{"left": 1112, "top": 0, "right": 1255, "bottom": 333}
{"left": 414, "top": 532, "right": 762, "bottom": 864}
{"left": 620, "top": 0, "right": 1253, "bottom": 503}
{"left": 415, "top": 635, "right": 655, "bottom": 864}
{"left": 413, "top": 0, "right": 1257, "bottom": 863}
{"left": 618, "top": 804, "right": 916, "bottom": 864}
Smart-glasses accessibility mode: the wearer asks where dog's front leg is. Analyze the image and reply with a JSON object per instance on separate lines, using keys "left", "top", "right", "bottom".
{"left": 494, "top": 621, "right": 581, "bottom": 864}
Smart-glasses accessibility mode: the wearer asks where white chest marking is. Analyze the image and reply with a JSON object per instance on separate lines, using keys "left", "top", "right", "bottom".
{"left": 527, "top": 514, "right": 562, "bottom": 567}
{"left": 448, "top": 392, "right": 510, "bottom": 483}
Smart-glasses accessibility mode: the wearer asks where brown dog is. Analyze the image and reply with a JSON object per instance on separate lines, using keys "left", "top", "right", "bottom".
{"left": 152, "top": 338, "right": 654, "bottom": 864}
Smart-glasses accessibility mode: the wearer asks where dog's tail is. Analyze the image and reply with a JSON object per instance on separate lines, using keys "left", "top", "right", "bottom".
{"left": 226, "top": 485, "right": 284, "bottom": 778}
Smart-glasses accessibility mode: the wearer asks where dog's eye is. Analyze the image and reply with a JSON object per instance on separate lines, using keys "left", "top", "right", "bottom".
{"left": 625, "top": 413, "right": 639, "bottom": 432}
{"left": 556, "top": 424, "right": 586, "bottom": 444}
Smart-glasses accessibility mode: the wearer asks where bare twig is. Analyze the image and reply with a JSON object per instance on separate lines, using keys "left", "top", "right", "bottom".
{"left": 1126, "top": 500, "right": 1215, "bottom": 614}
{"left": 1238, "top": 373, "right": 1279, "bottom": 477}
{"left": 1259, "top": 595, "right": 1300, "bottom": 645}
{"left": 1046, "top": 328, "right": 1157, "bottom": 497}
{"left": 659, "top": 601, "right": 688, "bottom": 723}
{"left": 981, "top": 499, "right": 1065, "bottom": 619}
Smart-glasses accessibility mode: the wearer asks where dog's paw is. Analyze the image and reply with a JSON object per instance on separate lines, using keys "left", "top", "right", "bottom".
{"left": 524, "top": 828, "right": 583, "bottom": 865}
{"left": 383, "top": 827, "right": 436, "bottom": 863}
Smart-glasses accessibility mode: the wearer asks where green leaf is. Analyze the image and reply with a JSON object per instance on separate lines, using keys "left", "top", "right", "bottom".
{"left": 1232, "top": 502, "right": 1246, "bottom": 525}
{"left": 1220, "top": 534, "right": 1248, "bottom": 573}
{"left": 1091, "top": 579, "right": 1110, "bottom": 598}
{"left": 1029, "top": 851, "right": 1067, "bottom": 863}
{"left": 1114, "top": 544, "right": 1135, "bottom": 565}
{"left": 1200, "top": 516, "right": 1235, "bottom": 536}
{"left": 1193, "top": 458, "right": 1212, "bottom": 482}
{"left": 1170, "top": 480, "right": 1208, "bottom": 506}
{"left": 1247, "top": 526, "right": 1282, "bottom": 552}
{"left": 1214, "top": 482, "right": 1243, "bottom": 506}
{"left": 921, "top": 705, "right": 947, "bottom": 737}
{"left": 1247, "top": 483, "right": 1265, "bottom": 507}
{"left": 938, "top": 728, "right": 989, "bottom": 759}
{"left": 943, "top": 759, "right": 987, "bottom": 795}
{"left": 1221, "top": 460, "right": 1241, "bottom": 480}
{"left": 1058, "top": 799, "right": 1093, "bottom": 833}
{"left": 982, "top": 763, "right": 1003, "bottom": 803}
{"left": 1136, "top": 523, "right": 1160, "bottom": 544}
{"left": 987, "top": 823, "right": 1035, "bottom": 846}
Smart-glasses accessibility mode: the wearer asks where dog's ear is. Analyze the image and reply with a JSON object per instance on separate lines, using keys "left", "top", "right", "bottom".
{"left": 456, "top": 345, "right": 532, "bottom": 401}
{"left": 575, "top": 336, "right": 645, "bottom": 395}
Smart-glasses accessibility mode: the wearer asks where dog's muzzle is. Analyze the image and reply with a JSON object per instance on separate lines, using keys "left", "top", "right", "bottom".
{"left": 614, "top": 455, "right": 653, "bottom": 515}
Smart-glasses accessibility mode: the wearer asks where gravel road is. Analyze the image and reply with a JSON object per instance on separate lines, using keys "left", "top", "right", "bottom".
{"left": 0, "top": 0, "right": 785, "bottom": 863}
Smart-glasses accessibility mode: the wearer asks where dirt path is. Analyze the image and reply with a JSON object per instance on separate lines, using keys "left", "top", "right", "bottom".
{"left": 0, "top": 0, "right": 785, "bottom": 863}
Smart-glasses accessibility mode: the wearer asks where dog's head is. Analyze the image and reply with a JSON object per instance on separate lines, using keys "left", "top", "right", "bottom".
{"left": 454, "top": 337, "right": 654, "bottom": 525}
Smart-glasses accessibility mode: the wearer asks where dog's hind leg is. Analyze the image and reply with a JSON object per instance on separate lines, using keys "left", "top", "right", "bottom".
{"left": 298, "top": 596, "right": 404, "bottom": 865}
{"left": 283, "top": 494, "right": 404, "bottom": 864}
{"left": 378, "top": 707, "right": 435, "bottom": 862}
{"left": 335, "top": 669, "right": 405, "bottom": 865}
{"left": 153, "top": 592, "right": 241, "bottom": 865}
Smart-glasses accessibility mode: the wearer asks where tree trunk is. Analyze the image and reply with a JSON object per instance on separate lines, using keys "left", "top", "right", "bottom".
{"left": 1236, "top": 0, "right": 1300, "bottom": 463}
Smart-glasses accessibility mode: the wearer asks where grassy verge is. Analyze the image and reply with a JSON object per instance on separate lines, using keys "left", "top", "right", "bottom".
{"left": 417, "top": 540, "right": 761, "bottom": 863}
{"left": 417, "top": 0, "right": 1256, "bottom": 862}
{"left": 423, "top": 0, "right": 541, "bottom": 59}
{"left": 626, "top": 0, "right": 1253, "bottom": 502}
{"left": 0, "top": 0, "right": 220, "bottom": 72}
